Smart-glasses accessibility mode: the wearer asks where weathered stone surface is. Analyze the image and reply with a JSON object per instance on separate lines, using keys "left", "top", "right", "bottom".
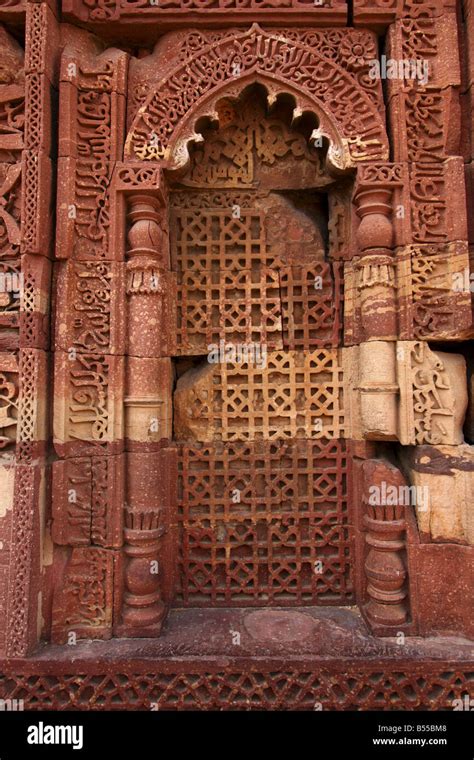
{"left": 414, "top": 543, "right": 474, "bottom": 639}
{"left": 400, "top": 444, "right": 474, "bottom": 545}
{"left": 346, "top": 341, "right": 468, "bottom": 446}
{"left": 174, "top": 350, "right": 347, "bottom": 442}
{"left": 51, "top": 546, "right": 115, "bottom": 644}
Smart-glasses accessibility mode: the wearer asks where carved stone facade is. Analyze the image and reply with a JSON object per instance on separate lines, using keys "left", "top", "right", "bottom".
{"left": 0, "top": 0, "right": 473, "bottom": 711}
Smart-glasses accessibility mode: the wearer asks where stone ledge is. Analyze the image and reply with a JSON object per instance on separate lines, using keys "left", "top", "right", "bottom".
{"left": 1, "top": 607, "right": 473, "bottom": 710}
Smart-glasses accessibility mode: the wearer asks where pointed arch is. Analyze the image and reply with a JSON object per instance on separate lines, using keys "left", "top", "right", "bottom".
{"left": 124, "top": 24, "right": 389, "bottom": 171}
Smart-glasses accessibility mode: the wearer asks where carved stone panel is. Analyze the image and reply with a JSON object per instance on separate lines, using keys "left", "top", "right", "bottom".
{"left": 0, "top": 0, "right": 473, "bottom": 712}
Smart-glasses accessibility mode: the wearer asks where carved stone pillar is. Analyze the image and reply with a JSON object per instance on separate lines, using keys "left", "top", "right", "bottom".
{"left": 116, "top": 451, "right": 173, "bottom": 637}
{"left": 126, "top": 192, "right": 170, "bottom": 358}
{"left": 357, "top": 341, "right": 398, "bottom": 441}
{"left": 360, "top": 459, "right": 410, "bottom": 634}
{"left": 353, "top": 186, "right": 397, "bottom": 340}
{"left": 118, "top": 188, "right": 176, "bottom": 637}
{"left": 354, "top": 254, "right": 397, "bottom": 340}
{"left": 355, "top": 188, "right": 394, "bottom": 252}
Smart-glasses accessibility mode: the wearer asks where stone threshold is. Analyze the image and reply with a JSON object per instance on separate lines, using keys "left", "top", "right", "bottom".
{"left": 1, "top": 608, "right": 473, "bottom": 710}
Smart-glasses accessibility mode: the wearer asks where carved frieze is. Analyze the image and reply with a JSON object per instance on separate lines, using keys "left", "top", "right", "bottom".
{"left": 63, "top": 0, "right": 348, "bottom": 27}
{"left": 57, "top": 47, "right": 128, "bottom": 261}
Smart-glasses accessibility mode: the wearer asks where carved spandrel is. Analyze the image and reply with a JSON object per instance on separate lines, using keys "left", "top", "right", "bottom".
{"left": 127, "top": 26, "right": 388, "bottom": 166}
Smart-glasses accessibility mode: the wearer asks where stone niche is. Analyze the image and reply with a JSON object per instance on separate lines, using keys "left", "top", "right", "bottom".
{"left": 0, "top": 4, "right": 473, "bottom": 713}
{"left": 171, "top": 86, "right": 354, "bottom": 608}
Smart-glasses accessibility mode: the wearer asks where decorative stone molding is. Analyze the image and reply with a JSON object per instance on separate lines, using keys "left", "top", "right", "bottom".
{"left": 345, "top": 341, "right": 468, "bottom": 445}
{"left": 125, "top": 192, "right": 174, "bottom": 358}
{"left": 63, "top": 0, "right": 348, "bottom": 27}
{"left": 125, "top": 25, "right": 389, "bottom": 169}
{"left": 119, "top": 504, "right": 166, "bottom": 637}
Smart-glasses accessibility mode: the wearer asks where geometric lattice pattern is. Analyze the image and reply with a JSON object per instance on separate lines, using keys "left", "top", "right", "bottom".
{"left": 171, "top": 205, "right": 277, "bottom": 275}
{"left": 281, "top": 263, "right": 342, "bottom": 349}
{"left": 171, "top": 196, "right": 341, "bottom": 354}
{"left": 169, "top": 98, "right": 349, "bottom": 620}
{"left": 185, "top": 350, "right": 346, "bottom": 441}
{"left": 176, "top": 267, "right": 282, "bottom": 353}
{"left": 177, "top": 439, "right": 353, "bottom": 605}
{"left": 1, "top": 668, "right": 472, "bottom": 711}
